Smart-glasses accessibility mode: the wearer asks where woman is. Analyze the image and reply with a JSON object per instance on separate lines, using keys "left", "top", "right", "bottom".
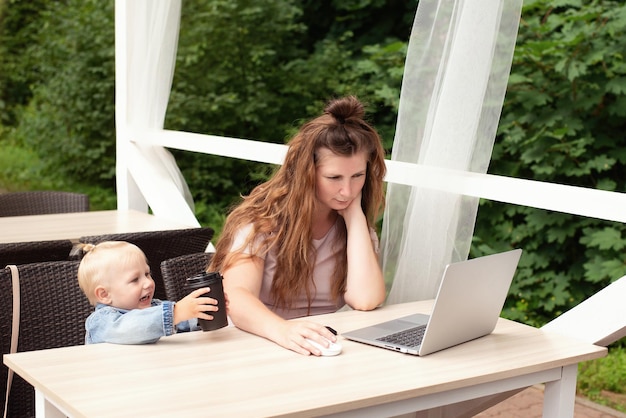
{"left": 209, "top": 95, "right": 387, "bottom": 355}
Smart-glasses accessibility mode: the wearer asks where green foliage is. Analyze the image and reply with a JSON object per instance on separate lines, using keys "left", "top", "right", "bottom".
{"left": 167, "top": 0, "right": 307, "bottom": 140}
{"left": 578, "top": 346, "right": 626, "bottom": 412}
{"left": 474, "top": 0, "right": 626, "bottom": 326}
{"left": 0, "top": 141, "right": 47, "bottom": 190}
{"left": 0, "top": 0, "right": 52, "bottom": 125}
{"left": 166, "top": 0, "right": 309, "bottom": 225}
{"left": 168, "top": 0, "right": 410, "bottom": 143}
{"left": 0, "top": 139, "right": 116, "bottom": 211}
{"left": 166, "top": 0, "right": 410, "bottom": 225}
{"left": 8, "top": 0, "right": 116, "bottom": 187}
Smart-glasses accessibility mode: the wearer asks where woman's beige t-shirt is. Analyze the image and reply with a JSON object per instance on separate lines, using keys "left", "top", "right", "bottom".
{"left": 231, "top": 221, "right": 379, "bottom": 319}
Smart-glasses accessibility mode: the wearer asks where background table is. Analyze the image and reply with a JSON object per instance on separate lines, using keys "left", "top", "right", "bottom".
{"left": 3, "top": 301, "right": 606, "bottom": 418}
{"left": 0, "top": 210, "right": 197, "bottom": 244}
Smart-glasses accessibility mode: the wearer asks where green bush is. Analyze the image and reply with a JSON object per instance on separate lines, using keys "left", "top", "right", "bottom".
{"left": 473, "top": 0, "right": 626, "bottom": 326}
{"left": 578, "top": 346, "right": 626, "bottom": 412}
{"left": 9, "top": 0, "right": 116, "bottom": 187}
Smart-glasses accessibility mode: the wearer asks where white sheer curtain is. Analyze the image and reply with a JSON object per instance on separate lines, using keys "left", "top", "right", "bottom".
{"left": 380, "top": 0, "right": 523, "bottom": 303}
{"left": 115, "top": 0, "right": 197, "bottom": 225}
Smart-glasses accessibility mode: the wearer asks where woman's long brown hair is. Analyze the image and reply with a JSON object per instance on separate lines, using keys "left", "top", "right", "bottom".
{"left": 209, "top": 96, "right": 386, "bottom": 312}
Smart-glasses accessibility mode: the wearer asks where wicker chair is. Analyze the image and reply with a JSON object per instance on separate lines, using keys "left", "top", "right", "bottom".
{"left": 1, "top": 261, "right": 91, "bottom": 418}
{"left": 160, "top": 252, "right": 214, "bottom": 301}
{"left": 78, "top": 227, "right": 214, "bottom": 300}
{"left": 0, "top": 191, "right": 89, "bottom": 217}
{"left": 0, "top": 239, "right": 73, "bottom": 268}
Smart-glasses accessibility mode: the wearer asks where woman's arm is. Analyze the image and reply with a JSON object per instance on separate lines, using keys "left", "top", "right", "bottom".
{"left": 339, "top": 194, "right": 386, "bottom": 310}
{"left": 222, "top": 256, "right": 337, "bottom": 355}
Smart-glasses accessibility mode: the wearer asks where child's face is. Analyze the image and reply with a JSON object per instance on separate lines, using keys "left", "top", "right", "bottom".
{"left": 99, "top": 256, "right": 155, "bottom": 310}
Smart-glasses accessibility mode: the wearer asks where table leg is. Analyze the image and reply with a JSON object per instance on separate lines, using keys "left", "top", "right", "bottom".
{"left": 35, "top": 389, "right": 66, "bottom": 418}
{"left": 542, "top": 363, "right": 578, "bottom": 417}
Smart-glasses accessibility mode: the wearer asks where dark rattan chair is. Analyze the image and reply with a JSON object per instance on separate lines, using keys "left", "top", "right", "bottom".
{"left": 0, "top": 239, "right": 73, "bottom": 268}
{"left": 78, "top": 227, "right": 214, "bottom": 300}
{"left": 161, "top": 252, "right": 214, "bottom": 301}
{"left": 1, "top": 261, "right": 91, "bottom": 418}
{"left": 0, "top": 191, "right": 89, "bottom": 217}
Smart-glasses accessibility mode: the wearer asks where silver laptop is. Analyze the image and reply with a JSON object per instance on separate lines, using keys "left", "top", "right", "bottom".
{"left": 342, "top": 249, "right": 522, "bottom": 356}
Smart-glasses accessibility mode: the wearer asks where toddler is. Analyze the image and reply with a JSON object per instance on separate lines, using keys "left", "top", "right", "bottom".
{"left": 77, "top": 241, "right": 221, "bottom": 344}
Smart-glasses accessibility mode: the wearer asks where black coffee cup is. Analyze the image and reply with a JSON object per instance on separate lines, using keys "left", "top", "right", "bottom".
{"left": 184, "top": 272, "right": 228, "bottom": 331}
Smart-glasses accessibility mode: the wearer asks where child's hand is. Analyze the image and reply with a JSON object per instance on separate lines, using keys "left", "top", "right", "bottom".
{"left": 173, "top": 288, "right": 219, "bottom": 325}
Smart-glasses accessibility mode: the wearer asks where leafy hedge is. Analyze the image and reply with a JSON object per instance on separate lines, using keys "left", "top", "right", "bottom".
{"left": 474, "top": 0, "right": 626, "bottom": 327}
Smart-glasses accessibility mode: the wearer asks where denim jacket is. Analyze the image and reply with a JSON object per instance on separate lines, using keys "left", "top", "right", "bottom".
{"left": 85, "top": 299, "right": 200, "bottom": 344}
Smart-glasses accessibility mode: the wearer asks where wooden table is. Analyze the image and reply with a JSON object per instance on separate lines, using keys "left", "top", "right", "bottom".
{"left": 0, "top": 210, "right": 198, "bottom": 244}
{"left": 3, "top": 301, "right": 606, "bottom": 418}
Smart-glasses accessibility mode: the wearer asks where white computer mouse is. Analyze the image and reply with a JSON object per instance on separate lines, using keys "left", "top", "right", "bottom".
{"left": 305, "top": 338, "right": 342, "bottom": 356}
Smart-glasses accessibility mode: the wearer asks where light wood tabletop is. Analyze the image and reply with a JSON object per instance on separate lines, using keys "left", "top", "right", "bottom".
{"left": 0, "top": 210, "right": 198, "bottom": 244}
{"left": 3, "top": 300, "right": 606, "bottom": 418}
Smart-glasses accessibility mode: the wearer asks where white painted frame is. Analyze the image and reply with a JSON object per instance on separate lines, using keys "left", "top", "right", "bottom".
{"left": 134, "top": 128, "right": 626, "bottom": 224}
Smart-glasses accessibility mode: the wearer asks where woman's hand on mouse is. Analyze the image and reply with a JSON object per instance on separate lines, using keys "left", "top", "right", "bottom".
{"left": 277, "top": 321, "right": 337, "bottom": 356}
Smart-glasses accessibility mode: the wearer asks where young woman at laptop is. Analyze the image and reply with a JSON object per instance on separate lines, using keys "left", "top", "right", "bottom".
{"left": 208, "top": 96, "right": 387, "bottom": 356}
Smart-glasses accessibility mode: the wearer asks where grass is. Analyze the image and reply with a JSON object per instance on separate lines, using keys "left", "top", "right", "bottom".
{"left": 577, "top": 345, "right": 626, "bottom": 413}
{"left": 0, "top": 140, "right": 117, "bottom": 210}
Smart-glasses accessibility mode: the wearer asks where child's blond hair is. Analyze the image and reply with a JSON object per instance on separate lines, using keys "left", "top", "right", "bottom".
{"left": 77, "top": 241, "right": 148, "bottom": 306}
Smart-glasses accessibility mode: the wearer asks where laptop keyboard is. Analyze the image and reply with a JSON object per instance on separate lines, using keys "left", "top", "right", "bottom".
{"left": 376, "top": 325, "right": 426, "bottom": 348}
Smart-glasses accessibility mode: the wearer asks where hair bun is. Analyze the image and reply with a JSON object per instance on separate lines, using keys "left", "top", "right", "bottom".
{"left": 70, "top": 242, "right": 96, "bottom": 258}
{"left": 325, "top": 95, "right": 365, "bottom": 124}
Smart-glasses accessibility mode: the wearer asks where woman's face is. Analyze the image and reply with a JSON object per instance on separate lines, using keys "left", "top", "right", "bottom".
{"left": 315, "top": 148, "right": 368, "bottom": 213}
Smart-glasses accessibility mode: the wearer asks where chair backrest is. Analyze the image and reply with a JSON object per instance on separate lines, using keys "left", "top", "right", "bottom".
{"left": 0, "top": 191, "right": 89, "bottom": 217}
{"left": 161, "top": 252, "right": 214, "bottom": 301}
{"left": 78, "top": 227, "right": 214, "bottom": 300}
{"left": 1, "top": 261, "right": 92, "bottom": 418}
{"left": 0, "top": 239, "right": 73, "bottom": 268}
